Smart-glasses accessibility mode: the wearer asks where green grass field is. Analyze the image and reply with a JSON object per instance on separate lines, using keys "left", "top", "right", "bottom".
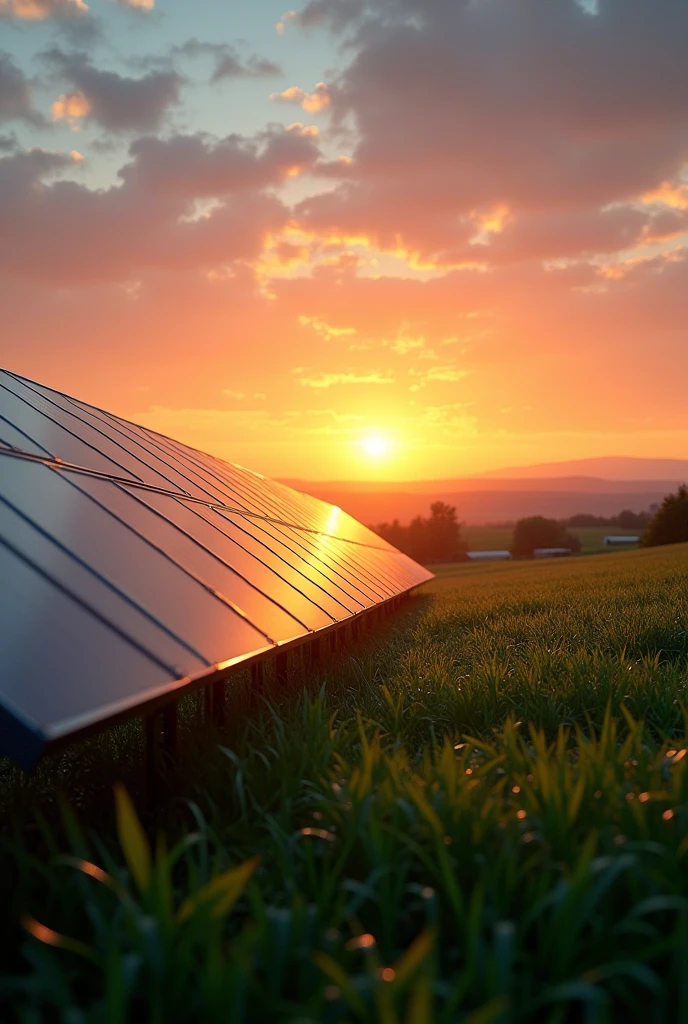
{"left": 3, "top": 544, "right": 688, "bottom": 1022}
{"left": 462, "top": 524, "right": 641, "bottom": 555}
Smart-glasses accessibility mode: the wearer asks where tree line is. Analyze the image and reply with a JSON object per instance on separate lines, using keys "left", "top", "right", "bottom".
{"left": 371, "top": 486, "right": 688, "bottom": 563}
{"left": 373, "top": 502, "right": 467, "bottom": 563}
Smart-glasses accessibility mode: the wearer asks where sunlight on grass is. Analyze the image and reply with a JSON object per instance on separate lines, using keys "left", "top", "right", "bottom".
{"left": 3, "top": 544, "right": 688, "bottom": 1020}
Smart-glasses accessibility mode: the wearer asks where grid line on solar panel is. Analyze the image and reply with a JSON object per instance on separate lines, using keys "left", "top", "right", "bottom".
{"left": 128, "top": 489, "right": 337, "bottom": 632}
{"left": 212, "top": 509, "right": 361, "bottom": 616}
{"left": 0, "top": 369, "right": 434, "bottom": 771}
{"left": 0, "top": 539, "right": 181, "bottom": 767}
{"left": 2, "top": 374, "right": 389, "bottom": 552}
{"left": 2, "top": 373, "right": 431, "bottom": 572}
{"left": 0, "top": 443, "right": 401, "bottom": 567}
{"left": 191, "top": 503, "right": 352, "bottom": 620}
{"left": 4, "top": 371, "right": 396, "bottom": 548}
{"left": 240, "top": 517, "right": 375, "bottom": 607}
{"left": 55, "top": 470, "right": 280, "bottom": 646}
{"left": 106, "top": 481, "right": 315, "bottom": 634}
{"left": 6, "top": 373, "right": 208, "bottom": 501}
{"left": 0, "top": 531, "right": 184, "bottom": 679}
{"left": 0, "top": 414, "right": 54, "bottom": 458}
{"left": 2, "top": 372, "right": 402, "bottom": 552}
{"left": 14, "top": 372, "right": 321, "bottom": 528}
{"left": 0, "top": 495, "right": 205, "bottom": 678}
{"left": 252, "top": 511, "right": 401, "bottom": 595}
{"left": 239, "top": 516, "right": 379, "bottom": 608}
{"left": 0, "top": 377, "right": 145, "bottom": 482}
{"left": 62, "top": 392, "right": 259, "bottom": 513}
{"left": 69, "top": 473, "right": 311, "bottom": 645}
{"left": 1, "top": 456, "right": 272, "bottom": 666}
{"left": 253, "top": 517, "right": 394, "bottom": 601}
{"left": 0, "top": 489, "right": 213, "bottom": 668}
{"left": 113, "top": 420, "right": 277, "bottom": 518}
{"left": 63, "top": 397, "right": 260, "bottom": 515}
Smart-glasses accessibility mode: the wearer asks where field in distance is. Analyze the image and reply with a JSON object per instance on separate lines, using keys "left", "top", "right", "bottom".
{"left": 463, "top": 523, "right": 641, "bottom": 554}
{"left": 3, "top": 544, "right": 688, "bottom": 1021}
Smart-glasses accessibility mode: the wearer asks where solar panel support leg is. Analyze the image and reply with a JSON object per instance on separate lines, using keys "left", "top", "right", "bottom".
{"left": 310, "top": 637, "right": 321, "bottom": 666}
{"left": 212, "top": 679, "right": 226, "bottom": 727}
{"left": 276, "top": 650, "right": 289, "bottom": 688}
{"left": 144, "top": 712, "right": 163, "bottom": 808}
{"left": 162, "top": 702, "right": 178, "bottom": 762}
{"left": 250, "top": 661, "right": 265, "bottom": 703}
{"left": 204, "top": 684, "right": 213, "bottom": 725}
{"left": 329, "top": 630, "right": 337, "bottom": 655}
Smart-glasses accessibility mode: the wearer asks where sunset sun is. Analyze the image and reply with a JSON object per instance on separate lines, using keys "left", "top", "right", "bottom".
{"left": 362, "top": 435, "right": 390, "bottom": 458}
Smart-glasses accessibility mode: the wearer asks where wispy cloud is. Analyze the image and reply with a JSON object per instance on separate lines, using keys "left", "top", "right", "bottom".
{"left": 298, "top": 371, "right": 394, "bottom": 388}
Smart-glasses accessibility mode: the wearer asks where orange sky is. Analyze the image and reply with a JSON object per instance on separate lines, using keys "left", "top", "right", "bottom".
{"left": 2, "top": 0, "right": 688, "bottom": 480}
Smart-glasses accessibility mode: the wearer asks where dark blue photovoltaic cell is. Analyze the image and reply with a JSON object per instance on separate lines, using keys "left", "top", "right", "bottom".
{"left": 0, "top": 541, "right": 173, "bottom": 764}
{"left": 136, "top": 491, "right": 335, "bottom": 632}
{"left": 71, "top": 474, "right": 308, "bottom": 645}
{"left": 0, "top": 497, "right": 205, "bottom": 678}
{"left": 0, "top": 368, "right": 434, "bottom": 769}
{"left": 0, "top": 418, "right": 52, "bottom": 457}
{"left": 1, "top": 458, "right": 269, "bottom": 664}
{"left": 0, "top": 379, "right": 140, "bottom": 481}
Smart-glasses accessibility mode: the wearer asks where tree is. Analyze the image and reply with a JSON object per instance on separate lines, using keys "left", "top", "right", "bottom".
{"left": 642, "top": 485, "right": 688, "bottom": 547}
{"left": 372, "top": 502, "right": 467, "bottom": 563}
{"left": 565, "top": 513, "right": 607, "bottom": 528}
{"left": 510, "top": 516, "right": 581, "bottom": 558}
{"left": 616, "top": 509, "right": 651, "bottom": 530}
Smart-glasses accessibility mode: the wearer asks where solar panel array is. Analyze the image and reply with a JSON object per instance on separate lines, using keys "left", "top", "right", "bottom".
{"left": 0, "top": 369, "right": 433, "bottom": 769}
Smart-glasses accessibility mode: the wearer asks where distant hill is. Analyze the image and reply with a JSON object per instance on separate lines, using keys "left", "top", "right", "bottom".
{"left": 478, "top": 457, "right": 688, "bottom": 481}
{"left": 280, "top": 486, "right": 670, "bottom": 527}
{"left": 281, "top": 475, "right": 682, "bottom": 496}
{"left": 279, "top": 461, "right": 684, "bottom": 526}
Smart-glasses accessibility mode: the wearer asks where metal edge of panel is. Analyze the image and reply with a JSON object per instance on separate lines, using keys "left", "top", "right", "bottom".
{"left": 37, "top": 587, "right": 425, "bottom": 765}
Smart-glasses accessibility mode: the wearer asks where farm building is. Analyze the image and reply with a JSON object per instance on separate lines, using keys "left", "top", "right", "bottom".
{"left": 467, "top": 550, "right": 512, "bottom": 561}
{"left": 533, "top": 548, "right": 573, "bottom": 558}
{"left": 604, "top": 536, "right": 640, "bottom": 546}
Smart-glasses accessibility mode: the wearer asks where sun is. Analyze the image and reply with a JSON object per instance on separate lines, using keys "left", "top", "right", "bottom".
{"left": 362, "top": 435, "right": 389, "bottom": 458}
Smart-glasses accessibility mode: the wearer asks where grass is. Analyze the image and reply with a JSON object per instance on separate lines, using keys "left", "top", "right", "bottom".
{"left": 3, "top": 544, "right": 688, "bottom": 1021}
{"left": 462, "top": 524, "right": 641, "bottom": 554}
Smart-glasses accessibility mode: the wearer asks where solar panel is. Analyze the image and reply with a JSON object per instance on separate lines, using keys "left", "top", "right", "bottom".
{"left": 0, "top": 368, "right": 434, "bottom": 770}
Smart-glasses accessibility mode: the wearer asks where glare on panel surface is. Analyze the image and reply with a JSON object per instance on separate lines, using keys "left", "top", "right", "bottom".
{"left": 0, "top": 369, "right": 434, "bottom": 769}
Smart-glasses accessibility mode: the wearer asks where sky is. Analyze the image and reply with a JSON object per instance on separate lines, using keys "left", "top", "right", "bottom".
{"left": 1, "top": 0, "right": 687, "bottom": 481}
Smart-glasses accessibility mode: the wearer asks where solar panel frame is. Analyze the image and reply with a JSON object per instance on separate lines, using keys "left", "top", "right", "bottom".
{"left": 0, "top": 368, "right": 434, "bottom": 771}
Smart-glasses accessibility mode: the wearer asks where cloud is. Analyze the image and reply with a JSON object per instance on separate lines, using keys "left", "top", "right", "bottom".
{"left": 292, "top": 0, "right": 688, "bottom": 266}
{"left": 409, "top": 365, "right": 467, "bottom": 390}
{"left": 389, "top": 331, "right": 424, "bottom": 354}
{"left": 45, "top": 50, "right": 182, "bottom": 132}
{"left": 270, "top": 82, "right": 330, "bottom": 113}
{"left": 0, "top": 51, "right": 46, "bottom": 126}
{"left": 172, "top": 40, "right": 282, "bottom": 83}
{"left": 298, "top": 314, "right": 356, "bottom": 340}
{"left": 0, "top": 125, "right": 321, "bottom": 284}
{"left": 275, "top": 10, "right": 296, "bottom": 34}
{"left": 0, "top": 0, "right": 88, "bottom": 18}
{"left": 51, "top": 90, "right": 90, "bottom": 127}
{"left": 213, "top": 53, "right": 282, "bottom": 82}
{"left": 298, "top": 371, "right": 395, "bottom": 388}
{"left": 121, "top": 124, "right": 320, "bottom": 196}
